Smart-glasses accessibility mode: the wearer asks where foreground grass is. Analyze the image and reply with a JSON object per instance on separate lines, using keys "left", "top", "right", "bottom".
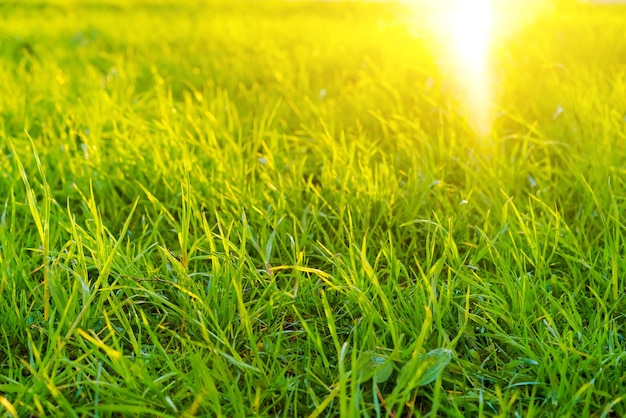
{"left": 1, "top": 0, "right": 626, "bottom": 416}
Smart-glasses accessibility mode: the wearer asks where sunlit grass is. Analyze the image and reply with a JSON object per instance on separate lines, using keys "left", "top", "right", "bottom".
{"left": 1, "top": 0, "right": 626, "bottom": 416}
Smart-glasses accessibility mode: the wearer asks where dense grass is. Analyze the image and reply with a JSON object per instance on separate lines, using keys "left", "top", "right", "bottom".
{"left": 1, "top": 0, "right": 626, "bottom": 416}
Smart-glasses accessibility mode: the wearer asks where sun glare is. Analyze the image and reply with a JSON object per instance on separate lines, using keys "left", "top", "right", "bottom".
{"left": 448, "top": 0, "right": 492, "bottom": 82}
{"left": 444, "top": 0, "right": 494, "bottom": 136}
{"left": 401, "top": 0, "right": 548, "bottom": 136}
{"left": 401, "top": 0, "right": 498, "bottom": 136}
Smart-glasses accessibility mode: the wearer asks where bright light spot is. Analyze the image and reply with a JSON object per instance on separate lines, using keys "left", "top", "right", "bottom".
{"left": 397, "top": 0, "right": 496, "bottom": 135}
{"left": 446, "top": 0, "right": 493, "bottom": 136}
{"left": 449, "top": 0, "right": 492, "bottom": 75}
{"left": 399, "top": 0, "right": 549, "bottom": 136}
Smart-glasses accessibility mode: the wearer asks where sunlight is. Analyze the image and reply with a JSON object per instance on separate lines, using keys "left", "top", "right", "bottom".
{"left": 448, "top": 0, "right": 492, "bottom": 75}
{"left": 400, "top": 0, "right": 548, "bottom": 136}
{"left": 398, "top": 0, "right": 497, "bottom": 135}
{"left": 445, "top": 0, "right": 493, "bottom": 136}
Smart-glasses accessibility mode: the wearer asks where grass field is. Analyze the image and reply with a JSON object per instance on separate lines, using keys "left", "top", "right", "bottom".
{"left": 1, "top": 0, "right": 626, "bottom": 416}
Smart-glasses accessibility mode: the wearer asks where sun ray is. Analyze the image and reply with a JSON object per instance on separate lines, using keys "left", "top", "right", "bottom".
{"left": 444, "top": 0, "right": 494, "bottom": 136}
{"left": 400, "top": 0, "right": 549, "bottom": 136}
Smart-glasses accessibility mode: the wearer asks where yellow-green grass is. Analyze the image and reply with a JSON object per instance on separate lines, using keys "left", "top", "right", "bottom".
{"left": 1, "top": 0, "right": 626, "bottom": 416}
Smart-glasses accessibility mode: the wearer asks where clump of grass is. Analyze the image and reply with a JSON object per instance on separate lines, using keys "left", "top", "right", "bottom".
{"left": 1, "top": 0, "right": 625, "bottom": 416}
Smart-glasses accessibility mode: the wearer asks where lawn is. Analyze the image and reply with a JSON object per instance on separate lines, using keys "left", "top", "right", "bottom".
{"left": 1, "top": 0, "right": 626, "bottom": 416}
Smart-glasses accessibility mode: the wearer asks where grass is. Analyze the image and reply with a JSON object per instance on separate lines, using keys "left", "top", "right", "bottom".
{"left": 1, "top": 0, "right": 626, "bottom": 416}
